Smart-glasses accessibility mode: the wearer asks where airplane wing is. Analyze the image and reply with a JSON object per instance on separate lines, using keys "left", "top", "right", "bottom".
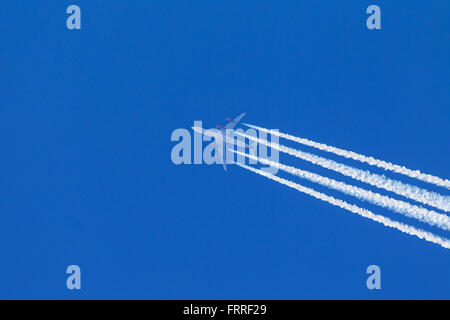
{"left": 215, "top": 145, "right": 227, "bottom": 171}
{"left": 223, "top": 113, "right": 246, "bottom": 130}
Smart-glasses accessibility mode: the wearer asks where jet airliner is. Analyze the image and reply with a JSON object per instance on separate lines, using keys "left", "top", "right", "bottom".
{"left": 192, "top": 113, "right": 248, "bottom": 171}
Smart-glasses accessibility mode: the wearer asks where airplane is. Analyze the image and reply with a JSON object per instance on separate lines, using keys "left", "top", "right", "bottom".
{"left": 191, "top": 113, "right": 248, "bottom": 171}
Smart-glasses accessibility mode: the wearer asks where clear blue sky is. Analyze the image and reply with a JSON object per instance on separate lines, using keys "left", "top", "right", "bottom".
{"left": 1, "top": 1, "right": 449, "bottom": 299}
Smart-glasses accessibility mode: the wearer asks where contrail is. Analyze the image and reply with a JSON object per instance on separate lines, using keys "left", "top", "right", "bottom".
{"left": 231, "top": 150, "right": 450, "bottom": 231}
{"left": 236, "top": 163, "right": 450, "bottom": 250}
{"left": 235, "top": 132, "right": 450, "bottom": 212}
{"left": 243, "top": 123, "right": 450, "bottom": 190}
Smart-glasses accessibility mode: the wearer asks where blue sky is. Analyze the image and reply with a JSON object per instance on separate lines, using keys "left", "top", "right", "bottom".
{"left": 1, "top": 1, "right": 449, "bottom": 299}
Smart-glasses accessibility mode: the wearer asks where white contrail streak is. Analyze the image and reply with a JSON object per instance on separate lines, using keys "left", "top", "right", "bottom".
{"left": 236, "top": 163, "right": 450, "bottom": 250}
{"left": 235, "top": 132, "right": 450, "bottom": 212}
{"left": 231, "top": 150, "right": 450, "bottom": 231}
{"left": 243, "top": 123, "right": 450, "bottom": 190}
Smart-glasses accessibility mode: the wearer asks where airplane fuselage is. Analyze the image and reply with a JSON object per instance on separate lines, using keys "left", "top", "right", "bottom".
{"left": 191, "top": 126, "right": 248, "bottom": 149}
